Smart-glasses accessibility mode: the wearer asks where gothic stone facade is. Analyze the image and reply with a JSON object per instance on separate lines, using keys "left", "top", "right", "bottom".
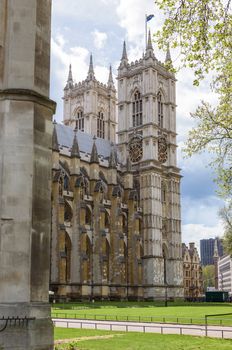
{"left": 182, "top": 243, "right": 203, "bottom": 299}
{"left": 50, "top": 34, "right": 183, "bottom": 301}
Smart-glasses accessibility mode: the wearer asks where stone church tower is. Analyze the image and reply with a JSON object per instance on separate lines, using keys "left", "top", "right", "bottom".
{"left": 63, "top": 55, "right": 117, "bottom": 142}
{"left": 50, "top": 32, "right": 183, "bottom": 301}
{"left": 117, "top": 32, "right": 182, "bottom": 298}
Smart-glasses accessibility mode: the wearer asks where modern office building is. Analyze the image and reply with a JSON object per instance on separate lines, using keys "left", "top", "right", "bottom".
{"left": 218, "top": 255, "right": 232, "bottom": 294}
{"left": 200, "top": 238, "right": 224, "bottom": 266}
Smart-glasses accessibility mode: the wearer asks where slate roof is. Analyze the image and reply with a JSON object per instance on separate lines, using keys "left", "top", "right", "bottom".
{"left": 56, "top": 123, "right": 113, "bottom": 160}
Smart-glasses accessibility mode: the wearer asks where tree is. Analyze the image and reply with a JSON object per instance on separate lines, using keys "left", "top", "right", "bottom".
{"left": 155, "top": 0, "right": 232, "bottom": 197}
{"left": 202, "top": 265, "right": 215, "bottom": 291}
{"left": 219, "top": 202, "right": 232, "bottom": 254}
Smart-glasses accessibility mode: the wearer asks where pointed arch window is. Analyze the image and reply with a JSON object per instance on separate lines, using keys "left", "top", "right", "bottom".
{"left": 161, "top": 181, "right": 167, "bottom": 203}
{"left": 75, "top": 110, "right": 84, "bottom": 132}
{"left": 97, "top": 111, "right": 105, "bottom": 139}
{"left": 158, "top": 92, "right": 164, "bottom": 128}
{"left": 132, "top": 90, "right": 143, "bottom": 127}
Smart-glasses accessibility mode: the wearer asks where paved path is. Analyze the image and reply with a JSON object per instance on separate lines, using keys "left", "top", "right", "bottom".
{"left": 53, "top": 318, "right": 232, "bottom": 339}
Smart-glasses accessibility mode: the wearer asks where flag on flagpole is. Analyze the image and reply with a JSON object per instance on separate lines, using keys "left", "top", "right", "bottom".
{"left": 146, "top": 14, "right": 154, "bottom": 22}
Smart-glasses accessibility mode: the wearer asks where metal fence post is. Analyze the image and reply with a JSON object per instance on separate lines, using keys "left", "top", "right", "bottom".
{"left": 205, "top": 316, "right": 208, "bottom": 337}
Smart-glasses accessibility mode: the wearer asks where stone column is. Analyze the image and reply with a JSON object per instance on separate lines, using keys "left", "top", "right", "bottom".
{"left": 0, "top": 1, "right": 55, "bottom": 349}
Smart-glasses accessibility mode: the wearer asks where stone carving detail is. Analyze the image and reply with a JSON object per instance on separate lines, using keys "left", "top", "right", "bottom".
{"left": 128, "top": 135, "right": 143, "bottom": 163}
{"left": 158, "top": 136, "right": 167, "bottom": 163}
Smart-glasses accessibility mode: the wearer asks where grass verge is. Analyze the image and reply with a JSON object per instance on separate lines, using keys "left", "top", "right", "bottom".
{"left": 54, "top": 328, "right": 232, "bottom": 350}
{"left": 51, "top": 301, "right": 232, "bottom": 326}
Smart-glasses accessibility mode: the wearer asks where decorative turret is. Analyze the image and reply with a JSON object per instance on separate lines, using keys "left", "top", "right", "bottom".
{"left": 107, "top": 65, "right": 115, "bottom": 90}
{"left": 70, "top": 129, "right": 80, "bottom": 176}
{"left": 87, "top": 53, "right": 95, "bottom": 81}
{"left": 52, "top": 121, "right": 60, "bottom": 170}
{"left": 109, "top": 144, "right": 117, "bottom": 169}
{"left": 145, "top": 30, "right": 154, "bottom": 58}
{"left": 90, "top": 136, "right": 99, "bottom": 180}
{"left": 90, "top": 136, "right": 99, "bottom": 164}
{"left": 71, "top": 129, "right": 80, "bottom": 159}
{"left": 165, "top": 44, "right": 172, "bottom": 64}
{"left": 108, "top": 144, "right": 117, "bottom": 185}
{"left": 122, "top": 40, "right": 128, "bottom": 61}
{"left": 52, "top": 121, "right": 59, "bottom": 152}
{"left": 119, "top": 41, "right": 128, "bottom": 69}
{"left": 65, "top": 64, "right": 74, "bottom": 89}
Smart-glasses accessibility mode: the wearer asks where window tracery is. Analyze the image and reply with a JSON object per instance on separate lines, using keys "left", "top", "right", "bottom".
{"left": 132, "top": 90, "right": 143, "bottom": 127}
{"left": 157, "top": 92, "right": 164, "bottom": 128}
{"left": 97, "top": 111, "right": 105, "bottom": 139}
{"left": 75, "top": 110, "right": 84, "bottom": 132}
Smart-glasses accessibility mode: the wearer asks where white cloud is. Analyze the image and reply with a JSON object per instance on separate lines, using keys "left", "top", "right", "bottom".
{"left": 182, "top": 223, "right": 224, "bottom": 250}
{"left": 91, "top": 30, "right": 107, "bottom": 50}
{"left": 51, "top": 36, "right": 89, "bottom": 83}
{"left": 182, "top": 195, "right": 223, "bottom": 226}
{"left": 116, "top": 0, "right": 159, "bottom": 43}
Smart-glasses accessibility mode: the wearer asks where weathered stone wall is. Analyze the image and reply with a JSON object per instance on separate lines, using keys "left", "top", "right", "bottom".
{"left": 0, "top": 1, "right": 55, "bottom": 349}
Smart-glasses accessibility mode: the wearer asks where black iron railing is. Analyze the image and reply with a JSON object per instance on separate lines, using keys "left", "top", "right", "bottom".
{"left": 0, "top": 316, "right": 35, "bottom": 333}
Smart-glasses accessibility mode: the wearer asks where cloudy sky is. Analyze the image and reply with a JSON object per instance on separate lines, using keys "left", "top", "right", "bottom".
{"left": 50, "top": 0, "right": 224, "bottom": 249}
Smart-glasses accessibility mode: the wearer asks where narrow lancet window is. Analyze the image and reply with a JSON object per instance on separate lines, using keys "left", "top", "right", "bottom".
{"left": 132, "top": 91, "right": 143, "bottom": 127}
{"left": 97, "top": 111, "right": 105, "bottom": 139}
{"left": 158, "top": 92, "right": 164, "bottom": 128}
{"left": 75, "top": 110, "right": 84, "bottom": 131}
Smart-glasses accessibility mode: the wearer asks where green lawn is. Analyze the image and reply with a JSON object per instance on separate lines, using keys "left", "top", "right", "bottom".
{"left": 54, "top": 328, "right": 232, "bottom": 350}
{"left": 51, "top": 301, "right": 232, "bottom": 326}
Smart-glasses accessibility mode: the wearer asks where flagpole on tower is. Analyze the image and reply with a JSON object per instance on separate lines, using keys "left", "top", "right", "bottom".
{"left": 145, "top": 14, "right": 154, "bottom": 50}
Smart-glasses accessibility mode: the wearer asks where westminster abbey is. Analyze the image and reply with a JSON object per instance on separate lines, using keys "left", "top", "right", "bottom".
{"left": 50, "top": 32, "right": 183, "bottom": 300}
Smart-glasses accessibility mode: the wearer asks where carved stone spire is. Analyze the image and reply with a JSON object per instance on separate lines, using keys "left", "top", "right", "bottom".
{"left": 87, "top": 53, "right": 95, "bottom": 80}
{"left": 107, "top": 65, "right": 115, "bottom": 89}
{"left": 213, "top": 239, "right": 219, "bottom": 259}
{"left": 165, "top": 44, "right": 172, "bottom": 63}
{"left": 68, "top": 64, "right": 73, "bottom": 82}
{"left": 109, "top": 144, "right": 117, "bottom": 169}
{"left": 147, "top": 29, "right": 153, "bottom": 50}
{"left": 145, "top": 29, "right": 154, "bottom": 58}
{"left": 121, "top": 40, "right": 128, "bottom": 61}
{"left": 65, "top": 64, "right": 73, "bottom": 89}
{"left": 90, "top": 136, "right": 99, "bottom": 164}
{"left": 52, "top": 121, "right": 59, "bottom": 152}
{"left": 71, "top": 129, "right": 80, "bottom": 158}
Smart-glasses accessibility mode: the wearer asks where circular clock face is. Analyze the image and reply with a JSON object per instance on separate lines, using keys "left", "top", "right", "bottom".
{"left": 128, "top": 136, "right": 143, "bottom": 163}
{"left": 158, "top": 136, "right": 168, "bottom": 163}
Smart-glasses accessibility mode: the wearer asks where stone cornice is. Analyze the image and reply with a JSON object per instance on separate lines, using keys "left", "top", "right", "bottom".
{"left": 0, "top": 88, "right": 56, "bottom": 113}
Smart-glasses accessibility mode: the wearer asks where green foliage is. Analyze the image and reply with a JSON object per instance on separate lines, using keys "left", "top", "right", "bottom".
{"left": 202, "top": 265, "right": 215, "bottom": 290}
{"left": 219, "top": 203, "right": 232, "bottom": 254}
{"left": 155, "top": 0, "right": 232, "bottom": 197}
